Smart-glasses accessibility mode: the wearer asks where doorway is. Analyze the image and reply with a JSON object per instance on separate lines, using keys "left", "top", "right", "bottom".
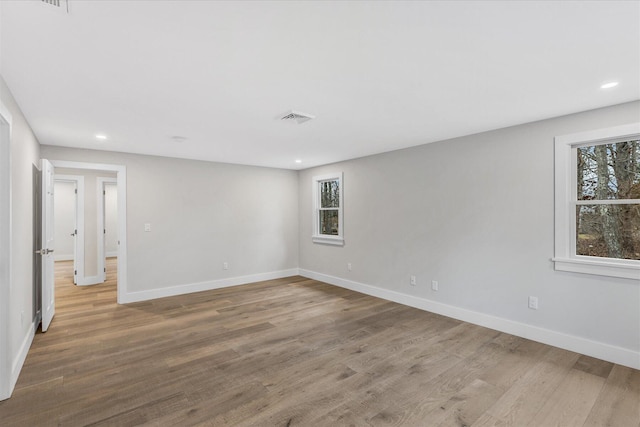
{"left": 45, "top": 160, "right": 128, "bottom": 307}
{"left": 97, "top": 177, "right": 117, "bottom": 282}
{"left": 53, "top": 175, "right": 84, "bottom": 285}
{"left": 33, "top": 166, "right": 42, "bottom": 326}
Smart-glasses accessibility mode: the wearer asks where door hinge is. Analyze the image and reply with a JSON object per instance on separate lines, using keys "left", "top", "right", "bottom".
{"left": 104, "top": 268, "right": 106, "bottom": 273}
{"left": 104, "top": 229, "right": 106, "bottom": 234}
{"left": 74, "top": 270, "right": 77, "bottom": 275}
{"left": 103, "top": 190, "right": 106, "bottom": 195}
{"left": 75, "top": 189, "right": 77, "bottom": 194}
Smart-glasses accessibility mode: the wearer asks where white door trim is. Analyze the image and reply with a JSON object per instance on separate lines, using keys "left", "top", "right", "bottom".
{"left": 49, "top": 160, "right": 128, "bottom": 304}
{"left": 97, "top": 177, "right": 117, "bottom": 282}
{"left": 53, "top": 175, "right": 85, "bottom": 284}
{"left": 0, "top": 99, "right": 13, "bottom": 400}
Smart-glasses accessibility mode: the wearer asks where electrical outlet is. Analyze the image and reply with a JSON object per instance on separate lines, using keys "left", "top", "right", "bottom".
{"left": 431, "top": 280, "right": 439, "bottom": 291}
{"left": 410, "top": 275, "right": 416, "bottom": 286}
{"left": 528, "top": 296, "right": 538, "bottom": 310}
{"left": 144, "top": 223, "right": 151, "bottom": 232}
{"left": 347, "top": 263, "right": 352, "bottom": 271}
{"left": 223, "top": 262, "right": 229, "bottom": 270}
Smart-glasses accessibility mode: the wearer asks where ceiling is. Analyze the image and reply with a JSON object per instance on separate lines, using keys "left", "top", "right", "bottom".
{"left": 1, "top": 1, "right": 638, "bottom": 170}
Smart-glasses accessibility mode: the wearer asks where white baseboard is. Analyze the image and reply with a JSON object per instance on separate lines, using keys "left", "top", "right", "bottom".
{"left": 299, "top": 269, "right": 640, "bottom": 370}
{"left": 120, "top": 268, "right": 300, "bottom": 304}
{"left": 54, "top": 254, "right": 73, "bottom": 261}
{"left": 11, "top": 318, "right": 36, "bottom": 393}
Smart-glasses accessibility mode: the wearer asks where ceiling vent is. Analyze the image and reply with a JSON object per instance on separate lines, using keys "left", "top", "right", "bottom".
{"left": 40, "top": 0, "right": 70, "bottom": 13}
{"left": 280, "top": 110, "right": 315, "bottom": 124}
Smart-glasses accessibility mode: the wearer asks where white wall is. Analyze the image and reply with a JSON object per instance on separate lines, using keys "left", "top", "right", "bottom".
{"left": 53, "top": 181, "right": 76, "bottom": 260}
{"left": 299, "top": 101, "right": 640, "bottom": 367}
{"left": 104, "top": 183, "right": 118, "bottom": 256}
{"left": 0, "top": 74, "right": 41, "bottom": 394}
{"left": 40, "top": 146, "right": 300, "bottom": 298}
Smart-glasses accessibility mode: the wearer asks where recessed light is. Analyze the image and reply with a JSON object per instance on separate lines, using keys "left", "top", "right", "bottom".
{"left": 600, "top": 81, "right": 619, "bottom": 89}
{"left": 295, "top": 159, "right": 302, "bottom": 164}
{"left": 95, "top": 134, "right": 108, "bottom": 140}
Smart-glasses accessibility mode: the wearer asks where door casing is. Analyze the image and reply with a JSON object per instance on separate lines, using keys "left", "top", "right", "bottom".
{"left": 0, "top": 97, "right": 12, "bottom": 400}
{"left": 49, "top": 160, "right": 127, "bottom": 303}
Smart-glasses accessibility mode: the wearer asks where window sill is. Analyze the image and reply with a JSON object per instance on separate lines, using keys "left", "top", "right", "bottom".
{"left": 552, "top": 257, "right": 640, "bottom": 280}
{"left": 312, "top": 235, "right": 344, "bottom": 246}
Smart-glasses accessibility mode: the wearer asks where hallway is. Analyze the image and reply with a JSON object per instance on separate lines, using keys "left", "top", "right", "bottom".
{"left": 54, "top": 257, "right": 118, "bottom": 315}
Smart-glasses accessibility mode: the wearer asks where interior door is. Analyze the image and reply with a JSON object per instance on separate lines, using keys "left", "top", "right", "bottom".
{"left": 101, "top": 182, "right": 106, "bottom": 282}
{"left": 40, "top": 159, "right": 55, "bottom": 332}
{"left": 72, "top": 182, "right": 78, "bottom": 285}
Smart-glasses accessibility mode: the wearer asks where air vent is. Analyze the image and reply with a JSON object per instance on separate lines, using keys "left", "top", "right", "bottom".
{"left": 280, "top": 110, "right": 315, "bottom": 124}
{"left": 40, "top": 0, "right": 70, "bottom": 13}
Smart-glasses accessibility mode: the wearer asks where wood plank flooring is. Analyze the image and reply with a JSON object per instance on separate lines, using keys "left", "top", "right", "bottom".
{"left": 0, "top": 259, "right": 638, "bottom": 426}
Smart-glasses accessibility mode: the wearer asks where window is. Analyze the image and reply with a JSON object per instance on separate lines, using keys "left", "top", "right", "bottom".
{"left": 312, "top": 173, "right": 344, "bottom": 246}
{"left": 554, "top": 123, "right": 640, "bottom": 279}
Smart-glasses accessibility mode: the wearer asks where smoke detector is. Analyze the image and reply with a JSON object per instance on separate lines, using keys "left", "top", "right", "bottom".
{"left": 280, "top": 110, "right": 315, "bottom": 124}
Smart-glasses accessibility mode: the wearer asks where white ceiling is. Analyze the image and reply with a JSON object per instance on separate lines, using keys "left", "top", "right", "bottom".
{"left": 1, "top": 1, "right": 638, "bottom": 170}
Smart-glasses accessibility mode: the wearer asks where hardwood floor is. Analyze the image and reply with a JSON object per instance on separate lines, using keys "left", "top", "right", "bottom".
{"left": 1, "top": 260, "right": 638, "bottom": 426}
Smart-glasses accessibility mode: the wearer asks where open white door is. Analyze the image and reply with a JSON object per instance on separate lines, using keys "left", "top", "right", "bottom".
{"left": 40, "top": 159, "right": 55, "bottom": 332}
{"left": 72, "top": 182, "right": 78, "bottom": 284}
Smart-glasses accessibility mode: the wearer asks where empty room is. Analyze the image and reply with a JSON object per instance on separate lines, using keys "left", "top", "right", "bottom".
{"left": 0, "top": 1, "right": 639, "bottom": 426}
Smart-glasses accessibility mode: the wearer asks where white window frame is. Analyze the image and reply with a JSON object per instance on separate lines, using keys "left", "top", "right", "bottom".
{"left": 553, "top": 123, "right": 640, "bottom": 280}
{"left": 312, "top": 172, "right": 344, "bottom": 246}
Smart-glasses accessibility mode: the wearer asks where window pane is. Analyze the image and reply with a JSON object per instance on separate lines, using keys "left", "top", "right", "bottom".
{"left": 319, "top": 209, "right": 339, "bottom": 235}
{"left": 320, "top": 180, "right": 340, "bottom": 208}
{"left": 577, "top": 204, "right": 640, "bottom": 260}
{"left": 577, "top": 140, "right": 640, "bottom": 200}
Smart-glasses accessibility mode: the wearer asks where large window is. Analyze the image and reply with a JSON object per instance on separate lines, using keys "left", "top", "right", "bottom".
{"left": 554, "top": 123, "right": 640, "bottom": 279}
{"left": 312, "top": 173, "right": 344, "bottom": 246}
